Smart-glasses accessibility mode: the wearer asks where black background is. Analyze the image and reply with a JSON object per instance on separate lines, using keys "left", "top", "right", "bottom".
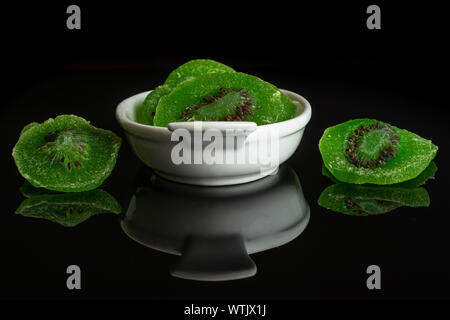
{"left": 1, "top": 0, "right": 449, "bottom": 309}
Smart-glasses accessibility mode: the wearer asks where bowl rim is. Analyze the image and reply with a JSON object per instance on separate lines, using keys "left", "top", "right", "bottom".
{"left": 116, "top": 88, "right": 312, "bottom": 136}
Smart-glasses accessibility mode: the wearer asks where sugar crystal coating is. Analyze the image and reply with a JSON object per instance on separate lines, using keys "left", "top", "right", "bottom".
{"left": 12, "top": 115, "right": 122, "bottom": 192}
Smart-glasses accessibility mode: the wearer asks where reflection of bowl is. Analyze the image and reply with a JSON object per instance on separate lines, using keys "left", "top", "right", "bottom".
{"left": 120, "top": 166, "right": 310, "bottom": 281}
{"left": 115, "top": 89, "right": 312, "bottom": 186}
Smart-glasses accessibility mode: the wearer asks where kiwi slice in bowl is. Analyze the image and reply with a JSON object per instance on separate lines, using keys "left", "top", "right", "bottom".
{"left": 136, "top": 84, "right": 172, "bottom": 125}
{"left": 12, "top": 115, "right": 121, "bottom": 192}
{"left": 318, "top": 183, "right": 430, "bottom": 216}
{"left": 136, "top": 59, "right": 236, "bottom": 126}
{"left": 15, "top": 189, "right": 121, "bottom": 227}
{"left": 164, "top": 59, "right": 235, "bottom": 89}
{"left": 153, "top": 72, "right": 297, "bottom": 127}
{"left": 319, "top": 119, "right": 438, "bottom": 185}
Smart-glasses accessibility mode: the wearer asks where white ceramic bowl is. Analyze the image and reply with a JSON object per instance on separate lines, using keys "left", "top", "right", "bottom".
{"left": 116, "top": 89, "right": 311, "bottom": 186}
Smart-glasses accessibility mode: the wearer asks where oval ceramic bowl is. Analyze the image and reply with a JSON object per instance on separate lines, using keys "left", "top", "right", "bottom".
{"left": 116, "top": 89, "right": 311, "bottom": 186}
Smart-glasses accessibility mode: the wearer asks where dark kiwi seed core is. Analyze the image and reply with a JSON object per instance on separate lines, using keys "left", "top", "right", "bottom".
{"left": 345, "top": 122, "right": 400, "bottom": 168}
{"left": 179, "top": 88, "right": 256, "bottom": 122}
{"left": 40, "top": 129, "right": 88, "bottom": 170}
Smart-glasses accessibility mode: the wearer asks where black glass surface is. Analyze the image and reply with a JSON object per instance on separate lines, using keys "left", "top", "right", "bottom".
{"left": 1, "top": 2, "right": 449, "bottom": 302}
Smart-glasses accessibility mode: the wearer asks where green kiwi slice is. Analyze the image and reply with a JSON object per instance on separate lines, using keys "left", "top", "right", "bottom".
{"left": 321, "top": 161, "right": 438, "bottom": 188}
{"left": 153, "top": 72, "right": 297, "bottom": 127}
{"left": 12, "top": 115, "right": 122, "bottom": 192}
{"left": 164, "top": 59, "right": 235, "bottom": 89}
{"left": 15, "top": 189, "right": 121, "bottom": 227}
{"left": 318, "top": 183, "right": 430, "bottom": 216}
{"left": 319, "top": 119, "right": 438, "bottom": 185}
{"left": 136, "top": 60, "right": 235, "bottom": 126}
{"left": 136, "top": 84, "right": 172, "bottom": 125}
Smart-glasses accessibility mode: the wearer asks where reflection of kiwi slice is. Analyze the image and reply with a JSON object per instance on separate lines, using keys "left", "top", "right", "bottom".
{"left": 12, "top": 115, "right": 121, "bottom": 192}
{"left": 16, "top": 189, "right": 121, "bottom": 227}
{"left": 153, "top": 72, "right": 297, "bottom": 127}
{"left": 164, "top": 59, "right": 235, "bottom": 89}
{"left": 321, "top": 161, "right": 437, "bottom": 188}
{"left": 319, "top": 119, "right": 438, "bottom": 185}
{"left": 318, "top": 183, "right": 430, "bottom": 216}
{"left": 20, "top": 180, "right": 60, "bottom": 198}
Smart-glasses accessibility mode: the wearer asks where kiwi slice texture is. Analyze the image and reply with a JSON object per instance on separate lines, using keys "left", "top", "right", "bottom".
{"left": 15, "top": 189, "right": 121, "bottom": 227}
{"left": 12, "top": 115, "right": 121, "bottom": 192}
{"left": 164, "top": 59, "right": 235, "bottom": 89}
{"left": 318, "top": 183, "right": 430, "bottom": 216}
{"left": 20, "top": 122, "right": 39, "bottom": 136}
{"left": 319, "top": 119, "right": 438, "bottom": 185}
{"left": 153, "top": 72, "right": 297, "bottom": 127}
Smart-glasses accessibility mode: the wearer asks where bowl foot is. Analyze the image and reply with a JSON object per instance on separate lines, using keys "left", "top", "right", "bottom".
{"left": 153, "top": 167, "right": 279, "bottom": 186}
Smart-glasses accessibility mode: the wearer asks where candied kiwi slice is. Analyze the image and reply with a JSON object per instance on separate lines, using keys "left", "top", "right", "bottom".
{"left": 12, "top": 115, "right": 121, "bottom": 192}
{"left": 179, "top": 88, "right": 255, "bottom": 121}
{"left": 164, "top": 59, "right": 235, "bottom": 89}
{"left": 153, "top": 72, "right": 297, "bottom": 127}
{"left": 15, "top": 189, "right": 121, "bottom": 227}
{"left": 319, "top": 119, "right": 438, "bottom": 185}
{"left": 318, "top": 183, "right": 430, "bottom": 216}
{"left": 135, "top": 60, "right": 236, "bottom": 126}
